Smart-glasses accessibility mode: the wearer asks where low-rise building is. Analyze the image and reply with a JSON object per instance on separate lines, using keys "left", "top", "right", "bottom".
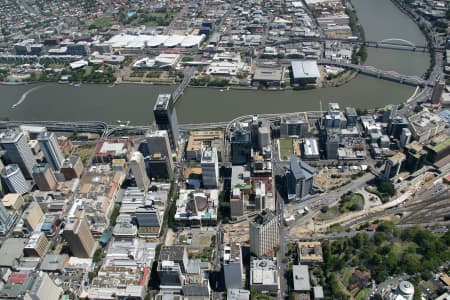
{"left": 292, "top": 265, "right": 311, "bottom": 293}
{"left": 175, "top": 189, "right": 219, "bottom": 227}
{"left": 250, "top": 258, "right": 279, "bottom": 292}
{"left": 297, "top": 241, "right": 323, "bottom": 264}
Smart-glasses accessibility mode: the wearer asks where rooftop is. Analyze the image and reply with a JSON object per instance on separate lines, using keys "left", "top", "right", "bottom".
{"left": 153, "top": 94, "right": 172, "bottom": 111}
{"left": 291, "top": 60, "right": 320, "bottom": 79}
{"left": 292, "top": 265, "right": 310, "bottom": 291}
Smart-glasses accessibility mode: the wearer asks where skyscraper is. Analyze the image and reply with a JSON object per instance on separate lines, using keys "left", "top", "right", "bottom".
{"left": 153, "top": 94, "right": 179, "bottom": 151}
{"left": 250, "top": 209, "right": 279, "bottom": 257}
{"left": 37, "top": 132, "right": 65, "bottom": 171}
{"left": 146, "top": 130, "right": 174, "bottom": 175}
{"left": 129, "top": 151, "right": 150, "bottom": 191}
{"left": 0, "top": 164, "right": 30, "bottom": 195}
{"left": 32, "top": 163, "right": 58, "bottom": 191}
{"left": 0, "top": 130, "right": 36, "bottom": 178}
{"left": 63, "top": 215, "right": 97, "bottom": 258}
{"left": 430, "top": 80, "right": 445, "bottom": 105}
{"left": 201, "top": 147, "right": 219, "bottom": 188}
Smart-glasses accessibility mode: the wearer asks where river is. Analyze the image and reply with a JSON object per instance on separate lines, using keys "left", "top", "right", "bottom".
{"left": 0, "top": 0, "right": 429, "bottom": 125}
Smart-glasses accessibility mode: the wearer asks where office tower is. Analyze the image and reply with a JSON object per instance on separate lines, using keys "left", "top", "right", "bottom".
{"left": 26, "top": 271, "right": 63, "bottom": 300}
{"left": 384, "top": 152, "right": 406, "bottom": 179}
{"left": 37, "top": 132, "right": 65, "bottom": 171}
{"left": 148, "top": 153, "right": 174, "bottom": 180}
{"left": 388, "top": 116, "right": 409, "bottom": 139}
{"left": 250, "top": 209, "right": 279, "bottom": 257}
{"left": 32, "top": 163, "right": 58, "bottom": 191}
{"left": 0, "top": 204, "right": 16, "bottom": 235}
{"left": 1, "top": 164, "right": 30, "bottom": 195}
{"left": 286, "top": 155, "right": 315, "bottom": 201}
{"left": 23, "top": 201, "right": 44, "bottom": 231}
{"left": 230, "top": 188, "right": 244, "bottom": 217}
{"left": 280, "top": 115, "right": 309, "bottom": 138}
{"left": 382, "top": 104, "right": 398, "bottom": 123}
{"left": 324, "top": 103, "right": 347, "bottom": 129}
{"left": 23, "top": 232, "right": 49, "bottom": 257}
{"left": 231, "top": 124, "right": 252, "bottom": 165}
{"left": 430, "top": 80, "right": 445, "bottom": 105}
{"left": 255, "top": 182, "right": 266, "bottom": 210}
{"left": 63, "top": 216, "right": 97, "bottom": 258}
{"left": 201, "top": 147, "right": 219, "bottom": 188}
{"left": 146, "top": 130, "right": 174, "bottom": 171}
{"left": 345, "top": 107, "right": 358, "bottom": 127}
{"left": 61, "top": 155, "right": 84, "bottom": 180}
{"left": 153, "top": 94, "right": 179, "bottom": 151}
{"left": 258, "top": 122, "right": 271, "bottom": 150}
{"left": 400, "top": 128, "right": 411, "bottom": 148}
{"left": 325, "top": 133, "right": 340, "bottom": 160}
{"left": 0, "top": 130, "right": 36, "bottom": 178}
{"left": 129, "top": 151, "right": 150, "bottom": 190}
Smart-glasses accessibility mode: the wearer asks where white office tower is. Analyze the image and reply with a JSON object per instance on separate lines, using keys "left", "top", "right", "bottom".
{"left": 201, "top": 147, "right": 219, "bottom": 188}
{"left": 1, "top": 164, "right": 30, "bottom": 195}
{"left": 0, "top": 130, "right": 36, "bottom": 178}
{"left": 37, "top": 132, "right": 65, "bottom": 171}
{"left": 400, "top": 128, "right": 412, "bottom": 148}
{"left": 129, "top": 151, "right": 150, "bottom": 191}
{"left": 250, "top": 209, "right": 279, "bottom": 257}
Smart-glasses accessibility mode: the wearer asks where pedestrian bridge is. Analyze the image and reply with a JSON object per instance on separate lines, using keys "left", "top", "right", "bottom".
{"left": 318, "top": 59, "right": 429, "bottom": 87}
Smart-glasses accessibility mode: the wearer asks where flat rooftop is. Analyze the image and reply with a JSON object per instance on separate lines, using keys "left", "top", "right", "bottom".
{"left": 291, "top": 60, "right": 320, "bottom": 79}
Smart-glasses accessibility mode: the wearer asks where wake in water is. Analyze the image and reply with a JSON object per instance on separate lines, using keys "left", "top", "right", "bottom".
{"left": 11, "top": 85, "right": 46, "bottom": 109}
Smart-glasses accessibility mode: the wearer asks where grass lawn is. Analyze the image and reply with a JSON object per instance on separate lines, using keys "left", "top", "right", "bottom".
{"left": 355, "top": 288, "right": 371, "bottom": 300}
{"left": 340, "top": 267, "right": 355, "bottom": 286}
{"left": 340, "top": 193, "right": 364, "bottom": 212}
{"left": 317, "top": 205, "right": 340, "bottom": 220}
{"left": 279, "top": 138, "right": 293, "bottom": 160}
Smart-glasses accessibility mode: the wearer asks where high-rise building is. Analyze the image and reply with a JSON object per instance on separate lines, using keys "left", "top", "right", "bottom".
{"left": 37, "top": 132, "right": 65, "bottom": 171}
{"left": 0, "top": 130, "right": 36, "bottom": 178}
{"left": 0, "top": 204, "right": 17, "bottom": 235}
{"left": 400, "top": 128, "right": 412, "bottom": 148}
{"left": 63, "top": 215, "right": 97, "bottom": 258}
{"left": 231, "top": 124, "right": 252, "bottom": 165}
{"left": 23, "top": 201, "right": 44, "bottom": 231}
{"left": 146, "top": 130, "right": 174, "bottom": 172}
{"left": 23, "top": 232, "right": 49, "bottom": 257}
{"left": 230, "top": 188, "right": 244, "bottom": 217}
{"left": 1, "top": 164, "right": 30, "bottom": 195}
{"left": 345, "top": 107, "right": 358, "bottom": 127}
{"left": 148, "top": 153, "right": 174, "bottom": 180}
{"left": 384, "top": 152, "right": 406, "bottom": 179}
{"left": 129, "top": 151, "right": 150, "bottom": 191}
{"left": 32, "top": 163, "right": 58, "bottom": 191}
{"left": 250, "top": 209, "right": 279, "bottom": 257}
{"left": 280, "top": 115, "right": 309, "bottom": 138}
{"left": 201, "top": 147, "right": 219, "bottom": 188}
{"left": 26, "top": 271, "right": 63, "bottom": 300}
{"left": 286, "top": 155, "right": 315, "bottom": 201}
{"left": 430, "top": 80, "right": 445, "bottom": 105}
{"left": 153, "top": 94, "right": 179, "bottom": 151}
{"left": 61, "top": 155, "right": 84, "bottom": 180}
{"left": 258, "top": 122, "right": 271, "bottom": 150}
